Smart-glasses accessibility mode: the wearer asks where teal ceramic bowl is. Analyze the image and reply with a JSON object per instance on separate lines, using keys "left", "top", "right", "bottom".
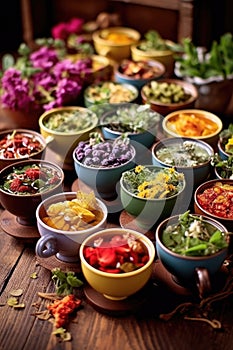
{"left": 151, "top": 137, "right": 214, "bottom": 189}
{"left": 73, "top": 141, "right": 136, "bottom": 200}
{"left": 100, "top": 103, "right": 162, "bottom": 154}
{"left": 155, "top": 214, "right": 228, "bottom": 284}
{"left": 217, "top": 139, "right": 230, "bottom": 160}
{"left": 120, "top": 165, "right": 186, "bottom": 230}
{"left": 83, "top": 81, "right": 139, "bottom": 107}
{"left": 114, "top": 59, "right": 165, "bottom": 90}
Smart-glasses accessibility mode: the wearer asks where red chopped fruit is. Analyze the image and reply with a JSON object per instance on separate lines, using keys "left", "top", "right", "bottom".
{"left": 10, "top": 178, "right": 22, "bottom": 192}
{"left": 25, "top": 168, "right": 47, "bottom": 180}
{"left": 83, "top": 234, "right": 149, "bottom": 273}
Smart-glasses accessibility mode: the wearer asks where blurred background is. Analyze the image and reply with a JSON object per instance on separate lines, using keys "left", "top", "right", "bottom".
{"left": 0, "top": 0, "right": 232, "bottom": 54}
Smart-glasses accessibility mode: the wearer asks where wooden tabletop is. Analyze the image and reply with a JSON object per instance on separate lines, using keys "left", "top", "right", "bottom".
{"left": 1, "top": 152, "right": 233, "bottom": 350}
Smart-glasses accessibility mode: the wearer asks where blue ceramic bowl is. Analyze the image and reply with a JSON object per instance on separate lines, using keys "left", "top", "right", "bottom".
{"left": 114, "top": 59, "right": 165, "bottom": 90}
{"left": 217, "top": 139, "right": 230, "bottom": 160}
{"left": 120, "top": 165, "right": 186, "bottom": 230}
{"left": 151, "top": 137, "right": 214, "bottom": 189}
{"left": 73, "top": 141, "right": 136, "bottom": 200}
{"left": 100, "top": 104, "right": 162, "bottom": 158}
{"left": 155, "top": 214, "right": 228, "bottom": 283}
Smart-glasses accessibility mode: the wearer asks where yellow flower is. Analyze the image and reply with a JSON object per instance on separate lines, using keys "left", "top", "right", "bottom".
{"left": 135, "top": 165, "right": 145, "bottom": 173}
{"left": 138, "top": 189, "right": 150, "bottom": 198}
{"left": 169, "top": 167, "right": 175, "bottom": 174}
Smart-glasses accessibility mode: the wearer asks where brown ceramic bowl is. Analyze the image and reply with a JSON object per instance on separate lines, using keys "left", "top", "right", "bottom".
{"left": 0, "top": 159, "right": 64, "bottom": 225}
{"left": 0, "top": 129, "right": 47, "bottom": 171}
{"left": 194, "top": 179, "right": 233, "bottom": 231}
{"left": 141, "top": 79, "right": 198, "bottom": 116}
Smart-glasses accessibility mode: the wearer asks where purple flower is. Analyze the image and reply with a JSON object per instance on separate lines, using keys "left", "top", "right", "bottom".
{"left": 30, "top": 47, "right": 59, "bottom": 69}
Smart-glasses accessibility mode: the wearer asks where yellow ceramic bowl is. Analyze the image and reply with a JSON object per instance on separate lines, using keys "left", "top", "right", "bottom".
{"left": 162, "top": 109, "right": 222, "bottom": 147}
{"left": 39, "top": 106, "right": 98, "bottom": 166}
{"left": 79, "top": 228, "right": 155, "bottom": 300}
{"left": 92, "top": 27, "right": 140, "bottom": 62}
{"left": 131, "top": 40, "right": 175, "bottom": 77}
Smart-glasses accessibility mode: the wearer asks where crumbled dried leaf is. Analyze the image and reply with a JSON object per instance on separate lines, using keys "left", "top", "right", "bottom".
{"left": 37, "top": 292, "right": 61, "bottom": 301}
{"left": 10, "top": 289, "right": 23, "bottom": 297}
{"left": 7, "top": 297, "right": 18, "bottom": 306}
{"left": 13, "top": 303, "right": 25, "bottom": 309}
{"left": 35, "top": 309, "right": 51, "bottom": 320}
{"left": 30, "top": 272, "right": 38, "bottom": 279}
{"left": 52, "top": 327, "right": 72, "bottom": 342}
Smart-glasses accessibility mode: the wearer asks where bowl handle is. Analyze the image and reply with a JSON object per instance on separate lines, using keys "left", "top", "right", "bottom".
{"left": 35, "top": 234, "right": 58, "bottom": 258}
{"left": 195, "top": 267, "right": 212, "bottom": 299}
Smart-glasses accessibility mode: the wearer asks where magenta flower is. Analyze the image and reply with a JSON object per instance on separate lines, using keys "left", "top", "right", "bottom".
{"left": 0, "top": 43, "right": 91, "bottom": 113}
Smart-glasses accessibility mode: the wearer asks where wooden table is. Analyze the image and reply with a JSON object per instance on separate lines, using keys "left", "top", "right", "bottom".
{"left": 1, "top": 153, "right": 233, "bottom": 350}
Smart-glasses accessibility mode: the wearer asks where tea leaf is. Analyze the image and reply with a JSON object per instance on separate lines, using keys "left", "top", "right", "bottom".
{"left": 10, "top": 289, "right": 23, "bottom": 297}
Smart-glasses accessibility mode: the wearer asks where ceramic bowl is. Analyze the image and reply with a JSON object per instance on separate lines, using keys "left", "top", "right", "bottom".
{"left": 35, "top": 192, "right": 108, "bottom": 263}
{"left": 79, "top": 228, "right": 155, "bottom": 300}
{"left": 194, "top": 179, "right": 233, "bottom": 231}
{"left": 0, "top": 131, "right": 47, "bottom": 211}
{"left": 151, "top": 137, "right": 214, "bottom": 189}
{"left": 0, "top": 129, "right": 47, "bottom": 171}
{"left": 73, "top": 137, "right": 136, "bottom": 200}
{"left": 83, "top": 81, "right": 138, "bottom": 108}
{"left": 92, "top": 26, "right": 141, "bottom": 62}
{"left": 100, "top": 103, "right": 162, "bottom": 153}
{"left": 155, "top": 213, "right": 228, "bottom": 291}
{"left": 131, "top": 41, "right": 175, "bottom": 77}
{"left": 162, "top": 109, "right": 222, "bottom": 147}
{"left": 141, "top": 79, "right": 198, "bottom": 115}
{"left": 217, "top": 139, "right": 231, "bottom": 160}
{"left": 39, "top": 106, "right": 98, "bottom": 167}
{"left": 120, "top": 165, "right": 186, "bottom": 230}
{"left": 0, "top": 159, "right": 64, "bottom": 225}
{"left": 114, "top": 59, "right": 165, "bottom": 90}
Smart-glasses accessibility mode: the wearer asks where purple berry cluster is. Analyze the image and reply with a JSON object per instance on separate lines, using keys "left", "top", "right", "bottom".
{"left": 75, "top": 139, "right": 134, "bottom": 168}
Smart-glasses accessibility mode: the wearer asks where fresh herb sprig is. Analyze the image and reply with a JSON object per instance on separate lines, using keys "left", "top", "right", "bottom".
{"left": 51, "top": 268, "right": 83, "bottom": 296}
{"left": 176, "top": 33, "right": 233, "bottom": 79}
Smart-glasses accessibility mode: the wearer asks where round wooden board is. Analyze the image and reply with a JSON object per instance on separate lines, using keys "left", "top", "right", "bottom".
{"left": 152, "top": 259, "right": 229, "bottom": 297}
{"left": 0, "top": 210, "right": 40, "bottom": 240}
{"left": 36, "top": 254, "right": 81, "bottom": 273}
{"left": 83, "top": 282, "right": 150, "bottom": 316}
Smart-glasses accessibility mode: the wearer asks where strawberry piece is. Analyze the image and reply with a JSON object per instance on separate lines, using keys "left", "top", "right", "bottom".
{"left": 10, "top": 178, "right": 22, "bottom": 192}
{"left": 97, "top": 247, "right": 117, "bottom": 267}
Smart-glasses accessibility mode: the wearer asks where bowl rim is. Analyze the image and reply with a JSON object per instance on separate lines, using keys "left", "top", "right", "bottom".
{"left": 84, "top": 81, "right": 139, "bottom": 103}
{"left": 151, "top": 137, "right": 214, "bottom": 170}
{"left": 155, "top": 213, "right": 229, "bottom": 260}
{"left": 100, "top": 103, "right": 162, "bottom": 136}
{"left": 194, "top": 178, "right": 233, "bottom": 221}
{"left": 115, "top": 59, "right": 166, "bottom": 82}
{"left": 79, "top": 227, "right": 155, "bottom": 277}
{"left": 73, "top": 141, "right": 136, "bottom": 170}
{"left": 217, "top": 139, "right": 231, "bottom": 158}
{"left": 120, "top": 165, "right": 186, "bottom": 202}
{"left": 39, "top": 106, "right": 98, "bottom": 136}
{"left": 162, "top": 109, "right": 223, "bottom": 140}
{"left": 0, "top": 128, "right": 47, "bottom": 160}
{"left": 92, "top": 26, "right": 141, "bottom": 47}
{"left": 141, "top": 78, "right": 198, "bottom": 107}
{"left": 36, "top": 191, "right": 108, "bottom": 234}
{"left": 131, "top": 40, "right": 174, "bottom": 55}
{"left": 0, "top": 159, "right": 64, "bottom": 197}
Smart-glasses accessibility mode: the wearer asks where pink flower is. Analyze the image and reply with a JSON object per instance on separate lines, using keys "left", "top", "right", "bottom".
{"left": 51, "top": 17, "right": 84, "bottom": 41}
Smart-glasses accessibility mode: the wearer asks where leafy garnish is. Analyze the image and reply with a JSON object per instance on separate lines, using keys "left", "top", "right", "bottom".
{"left": 162, "top": 210, "right": 228, "bottom": 256}
{"left": 51, "top": 268, "right": 83, "bottom": 296}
